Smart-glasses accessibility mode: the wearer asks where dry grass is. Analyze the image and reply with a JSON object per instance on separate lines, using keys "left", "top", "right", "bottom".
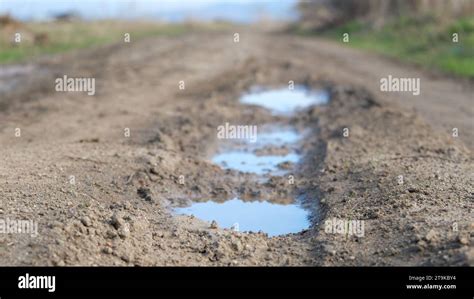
{"left": 0, "top": 19, "right": 229, "bottom": 64}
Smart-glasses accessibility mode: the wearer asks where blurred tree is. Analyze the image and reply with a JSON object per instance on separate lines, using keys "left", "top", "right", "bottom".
{"left": 297, "top": 0, "right": 474, "bottom": 30}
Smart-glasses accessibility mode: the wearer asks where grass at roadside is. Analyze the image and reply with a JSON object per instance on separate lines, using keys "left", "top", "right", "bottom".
{"left": 0, "top": 20, "right": 228, "bottom": 64}
{"left": 297, "top": 15, "right": 474, "bottom": 78}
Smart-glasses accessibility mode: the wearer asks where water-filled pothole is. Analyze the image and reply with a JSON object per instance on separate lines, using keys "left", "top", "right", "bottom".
{"left": 174, "top": 86, "right": 327, "bottom": 236}
{"left": 212, "top": 151, "right": 300, "bottom": 175}
{"left": 0, "top": 64, "right": 50, "bottom": 94}
{"left": 0, "top": 65, "right": 34, "bottom": 94}
{"left": 240, "top": 85, "right": 329, "bottom": 115}
{"left": 174, "top": 198, "right": 310, "bottom": 237}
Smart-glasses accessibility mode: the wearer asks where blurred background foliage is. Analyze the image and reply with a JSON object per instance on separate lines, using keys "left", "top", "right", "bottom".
{"left": 295, "top": 0, "right": 474, "bottom": 78}
{"left": 1, "top": 0, "right": 473, "bottom": 78}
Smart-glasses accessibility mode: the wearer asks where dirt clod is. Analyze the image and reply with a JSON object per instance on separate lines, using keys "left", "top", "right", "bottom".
{"left": 137, "top": 187, "right": 154, "bottom": 202}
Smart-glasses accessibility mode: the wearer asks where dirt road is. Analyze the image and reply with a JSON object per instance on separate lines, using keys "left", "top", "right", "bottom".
{"left": 0, "top": 28, "right": 472, "bottom": 266}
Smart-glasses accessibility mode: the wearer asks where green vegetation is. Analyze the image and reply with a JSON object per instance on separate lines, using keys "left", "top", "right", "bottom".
{"left": 305, "top": 15, "right": 474, "bottom": 78}
{"left": 0, "top": 21, "right": 224, "bottom": 64}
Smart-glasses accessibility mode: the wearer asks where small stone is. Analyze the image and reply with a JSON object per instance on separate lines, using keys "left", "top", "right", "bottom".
{"left": 417, "top": 240, "right": 427, "bottom": 250}
{"left": 210, "top": 220, "right": 218, "bottom": 229}
{"left": 425, "top": 229, "right": 437, "bottom": 243}
{"left": 53, "top": 259, "right": 66, "bottom": 266}
{"left": 264, "top": 253, "right": 273, "bottom": 261}
{"left": 458, "top": 236, "right": 469, "bottom": 245}
{"left": 106, "top": 230, "right": 118, "bottom": 239}
{"left": 465, "top": 248, "right": 474, "bottom": 264}
{"left": 80, "top": 216, "right": 92, "bottom": 227}
{"left": 137, "top": 187, "right": 153, "bottom": 202}
{"left": 118, "top": 224, "right": 131, "bottom": 239}
{"left": 213, "top": 244, "right": 227, "bottom": 261}
{"left": 102, "top": 247, "right": 113, "bottom": 254}
{"left": 49, "top": 221, "right": 62, "bottom": 229}
{"left": 412, "top": 234, "right": 423, "bottom": 242}
{"left": 230, "top": 239, "right": 243, "bottom": 252}
{"left": 323, "top": 244, "right": 336, "bottom": 255}
{"left": 110, "top": 214, "right": 124, "bottom": 229}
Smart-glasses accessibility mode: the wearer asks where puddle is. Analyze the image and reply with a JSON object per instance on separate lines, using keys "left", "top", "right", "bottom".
{"left": 0, "top": 65, "right": 35, "bottom": 78}
{"left": 0, "top": 64, "right": 49, "bottom": 94}
{"left": 217, "top": 125, "right": 302, "bottom": 153}
{"left": 256, "top": 127, "right": 302, "bottom": 145}
{"left": 173, "top": 86, "right": 327, "bottom": 237}
{"left": 213, "top": 125, "right": 302, "bottom": 175}
{"left": 174, "top": 198, "right": 310, "bottom": 237}
{"left": 240, "top": 85, "right": 329, "bottom": 115}
{"left": 212, "top": 151, "right": 299, "bottom": 175}
{"left": 0, "top": 65, "right": 33, "bottom": 94}
{"left": 0, "top": 80, "right": 20, "bottom": 94}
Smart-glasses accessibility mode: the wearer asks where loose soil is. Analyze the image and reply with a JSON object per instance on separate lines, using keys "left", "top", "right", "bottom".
{"left": 0, "top": 27, "right": 472, "bottom": 266}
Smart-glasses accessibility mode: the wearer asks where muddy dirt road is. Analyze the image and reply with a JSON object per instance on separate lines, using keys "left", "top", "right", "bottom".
{"left": 0, "top": 28, "right": 472, "bottom": 266}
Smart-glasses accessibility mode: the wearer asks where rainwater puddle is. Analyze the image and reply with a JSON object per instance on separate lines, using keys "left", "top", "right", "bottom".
{"left": 174, "top": 86, "right": 328, "bottom": 236}
{"left": 212, "top": 151, "right": 300, "bottom": 175}
{"left": 174, "top": 198, "right": 310, "bottom": 237}
{"left": 0, "top": 65, "right": 35, "bottom": 78}
{"left": 0, "top": 64, "right": 47, "bottom": 94}
{"left": 240, "top": 85, "right": 329, "bottom": 114}
{"left": 257, "top": 127, "right": 302, "bottom": 145}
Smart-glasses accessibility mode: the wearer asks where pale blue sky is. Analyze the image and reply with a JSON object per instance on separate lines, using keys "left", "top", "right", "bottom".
{"left": 0, "top": 0, "right": 299, "bottom": 22}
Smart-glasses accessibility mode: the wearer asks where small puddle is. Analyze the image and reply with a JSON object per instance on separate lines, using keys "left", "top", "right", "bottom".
{"left": 174, "top": 198, "right": 310, "bottom": 237}
{"left": 0, "top": 66, "right": 28, "bottom": 94}
{"left": 0, "top": 64, "right": 48, "bottom": 94}
{"left": 212, "top": 151, "right": 300, "bottom": 175}
{"left": 240, "top": 85, "right": 329, "bottom": 115}
{"left": 257, "top": 128, "right": 301, "bottom": 145}
{"left": 0, "top": 65, "right": 35, "bottom": 78}
{"left": 174, "top": 86, "right": 327, "bottom": 236}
